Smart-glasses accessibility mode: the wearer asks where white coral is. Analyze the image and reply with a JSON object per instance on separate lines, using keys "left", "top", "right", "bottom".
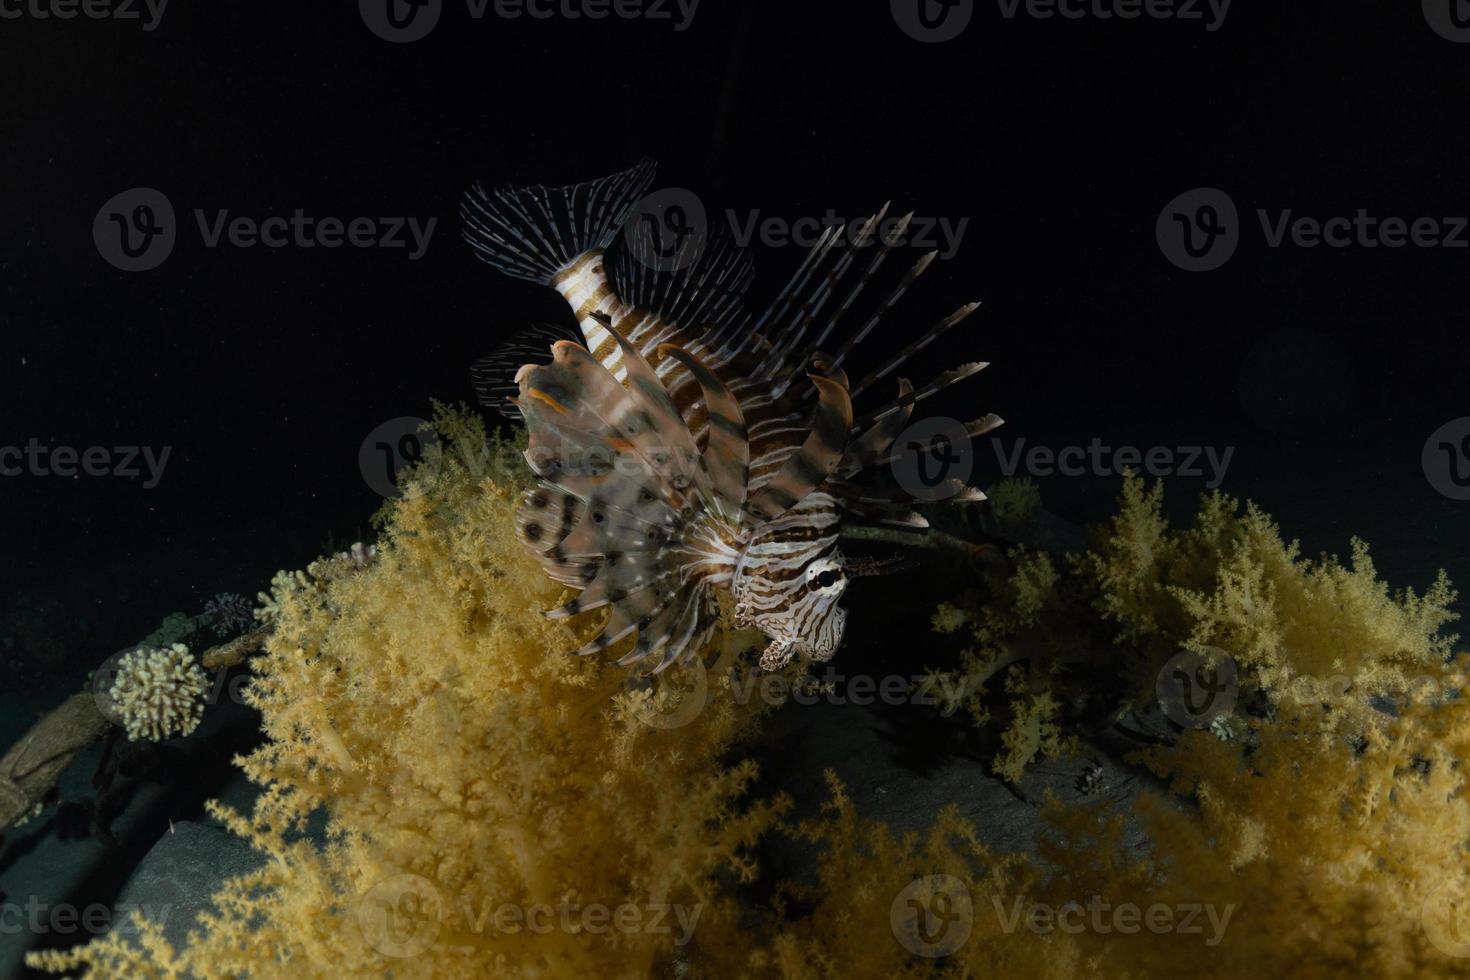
{"left": 253, "top": 544, "right": 377, "bottom": 625}
{"left": 108, "top": 643, "right": 208, "bottom": 742}
{"left": 255, "top": 568, "right": 309, "bottom": 624}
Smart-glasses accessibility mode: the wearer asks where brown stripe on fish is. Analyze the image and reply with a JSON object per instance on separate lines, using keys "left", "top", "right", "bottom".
{"left": 744, "top": 373, "right": 852, "bottom": 522}
{"left": 657, "top": 343, "right": 750, "bottom": 518}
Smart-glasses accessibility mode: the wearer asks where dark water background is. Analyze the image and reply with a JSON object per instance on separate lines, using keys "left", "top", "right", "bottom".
{"left": 1, "top": 2, "right": 1468, "bottom": 972}
{"left": 3, "top": 3, "right": 1466, "bottom": 652}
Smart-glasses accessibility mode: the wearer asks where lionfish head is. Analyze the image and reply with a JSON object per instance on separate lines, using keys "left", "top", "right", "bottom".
{"left": 731, "top": 494, "right": 850, "bottom": 670}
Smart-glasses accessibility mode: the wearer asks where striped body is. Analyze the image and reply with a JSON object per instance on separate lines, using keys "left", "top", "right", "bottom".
{"left": 550, "top": 249, "right": 835, "bottom": 498}
{"left": 461, "top": 159, "right": 998, "bottom": 672}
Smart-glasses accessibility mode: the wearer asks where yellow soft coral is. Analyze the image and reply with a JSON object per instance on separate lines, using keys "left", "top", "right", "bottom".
{"left": 31, "top": 407, "right": 784, "bottom": 979}
{"left": 1031, "top": 683, "right": 1470, "bottom": 979}
{"left": 31, "top": 434, "right": 1470, "bottom": 980}
{"left": 716, "top": 771, "right": 1089, "bottom": 979}
{"left": 930, "top": 475, "right": 1462, "bottom": 777}
{"left": 987, "top": 477, "right": 1043, "bottom": 533}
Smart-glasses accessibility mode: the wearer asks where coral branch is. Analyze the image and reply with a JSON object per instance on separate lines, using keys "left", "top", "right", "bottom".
{"left": 0, "top": 626, "right": 270, "bottom": 838}
{"left": 0, "top": 692, "right": 110, "bottom": 836}
{"left": 201, "top": 626, "right": 270, "bottom": 670}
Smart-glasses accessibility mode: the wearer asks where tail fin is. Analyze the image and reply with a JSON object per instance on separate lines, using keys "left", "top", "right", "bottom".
{"left": 460, "top": 157, "right": 657, "bottom": 284}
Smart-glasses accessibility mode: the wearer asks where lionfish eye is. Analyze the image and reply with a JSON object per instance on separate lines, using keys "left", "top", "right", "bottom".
{"left": 816, "top": 570, "right": 838, "bottom": 588}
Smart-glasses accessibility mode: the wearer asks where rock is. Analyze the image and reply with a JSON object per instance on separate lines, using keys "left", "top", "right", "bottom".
{"left": 107, "top": 821, "right": 263, "bottom": 951}
{"left": 754, "top": 697, "right": 1158, "bottom": 888}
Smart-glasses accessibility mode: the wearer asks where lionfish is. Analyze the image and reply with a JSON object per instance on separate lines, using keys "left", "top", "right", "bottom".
{"left": 461, "top": 159, "right": 1000, "bottom": 673}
